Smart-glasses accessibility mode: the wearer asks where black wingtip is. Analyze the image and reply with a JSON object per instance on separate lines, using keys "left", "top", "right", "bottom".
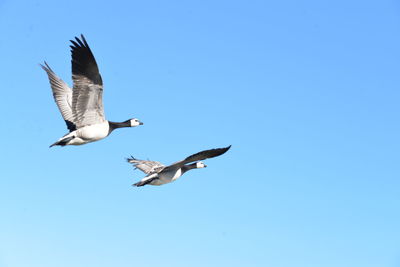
{"left": 75, "top": 36, "right": 84, "bottom": 47}
{"left": 80, "top": 34, "right": 88, "bottom": 45}
{"left": 70, "top": 34, "right": 87, "bottom": 48}
{"left": 183, "top": 145, "right": 232, "bottom": 163}
{"left": 218, "top": 145, "right": 231, "bottom": 156}
{"left": 70, "top": 34, "right": 102, "bottom": 85}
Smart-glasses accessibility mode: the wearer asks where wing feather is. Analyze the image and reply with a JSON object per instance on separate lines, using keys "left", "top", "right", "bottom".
{"left": 127, "top": 157, "right": 165, "bottom": 174}
{"left": 40, "top": 62, "right": 76, "bottom": 131}
{"left": 70, "top": 34, "right": 105, "bottom": 128}
{"left": 165, "top": 146, "right": 231, "bottom": 170}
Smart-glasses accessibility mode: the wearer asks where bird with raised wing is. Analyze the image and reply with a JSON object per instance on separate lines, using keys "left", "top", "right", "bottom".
{"left": 127, "top": 146, "right": 231, "bottom": 187}
{"left": 41, "top": 35, "right": 143, "bottom": 147}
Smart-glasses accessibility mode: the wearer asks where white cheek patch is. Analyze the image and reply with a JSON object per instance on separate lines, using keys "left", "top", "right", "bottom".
{"left": 130, "top": 120, "right": 138, "bottom": 127}
{"left": 196, "top": 162, "right": 204, "bottom": 168}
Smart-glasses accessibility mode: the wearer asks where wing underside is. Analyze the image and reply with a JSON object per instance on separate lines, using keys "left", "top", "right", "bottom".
{"left": 127, "top": 157, "right": 165, "bottom": 174}
{"left": 40, "top": 62, "right": 76, "bottom": 132}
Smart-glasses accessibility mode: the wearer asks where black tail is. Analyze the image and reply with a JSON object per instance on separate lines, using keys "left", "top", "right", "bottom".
{"left": 132, "top": 181, "right": 144, "bottom": 187}
{"left": 49, "top": 136, "right": 75, "bottom": 148}
{"left": 132, "top": 177, "right": 157, "bottom": 187}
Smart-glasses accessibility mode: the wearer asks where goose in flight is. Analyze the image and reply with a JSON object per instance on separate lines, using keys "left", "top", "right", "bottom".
{"left": 127, "top": 146, "right": 231, "bottom": 187}
{"left": 41, "top": 35, "right": 143, "bottom": 147}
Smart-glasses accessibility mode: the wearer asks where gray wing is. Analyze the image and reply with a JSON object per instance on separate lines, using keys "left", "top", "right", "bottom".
{"left": 166, "top": 146, "right": 231, "bottom": 170}
{"left": 70, "top": 35, "right": 106, "bottom": 128}
{"left": 40, "top": 62, "right": 76, "bottom": 132}
{"left": 126, "top": 157, "right": 165, "bottom": 174}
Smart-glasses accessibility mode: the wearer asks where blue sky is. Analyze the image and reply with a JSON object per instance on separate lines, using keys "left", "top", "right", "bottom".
{"left": 0, "top": 0, "right": 399, "bottom": 266}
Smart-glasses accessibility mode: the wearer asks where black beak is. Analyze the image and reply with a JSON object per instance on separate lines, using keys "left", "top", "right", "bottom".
{"left": 204, "top": 164, "right": 207, "bottom": 168}
{"left": 139, "top": 121, "right": 144, "bottom": 125}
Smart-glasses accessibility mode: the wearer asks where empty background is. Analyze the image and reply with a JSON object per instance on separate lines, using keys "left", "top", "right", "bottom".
{"left": 0, "top": 0, "right": 399, "bottom": 266}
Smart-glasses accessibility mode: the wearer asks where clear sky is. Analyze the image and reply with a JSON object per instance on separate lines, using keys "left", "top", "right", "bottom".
{"left": 0, "top": 0, "right": 399, "bottom": 266}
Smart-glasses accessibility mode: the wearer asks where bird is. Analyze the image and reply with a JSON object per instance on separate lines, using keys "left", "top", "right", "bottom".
{"left": 41, "top": 34, "right": 143, "bottom": 147}
{"left": 127, "top": 146, "right": 231, "bottom": 187}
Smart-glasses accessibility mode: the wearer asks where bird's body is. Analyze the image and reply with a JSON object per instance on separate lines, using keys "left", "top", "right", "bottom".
{"left": 50, "top": 121, "right": 110, "bottom": 147}
{"left": 127, "top": 146, "right": 231, "bottom": 187}
{"left": 139, "top": 167, "right": 183, "bottom": 186}
{"left": 42, "top": 35, "right": 142, "bottom": 147}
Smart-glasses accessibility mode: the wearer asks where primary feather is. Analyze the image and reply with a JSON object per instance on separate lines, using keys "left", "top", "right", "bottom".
{"left": 126, "top": 157, "right": 165, "bottom": 174}
{"left": 70, "top": 35, "right": 106, "bottom": 128}
{"left": 40, "top": 62, "right": 76, "bottom": 132}
{"left": 164, "top": 145, "right": 232, "bottom": 172}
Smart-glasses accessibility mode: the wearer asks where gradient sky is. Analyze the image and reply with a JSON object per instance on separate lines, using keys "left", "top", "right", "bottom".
{"left": 0, "top": 0, "right": 399, "bottom": 266}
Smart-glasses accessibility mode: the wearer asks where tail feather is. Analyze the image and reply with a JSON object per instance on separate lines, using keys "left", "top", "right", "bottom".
{"left": 49, "top": 142, "right": 58, "bottom": 148}
{"left": 49, "top": 136, "right": 75, "bottom": 148}
{"left": 132, "top": 176, "right": 158, "bottom": 187}
{"left": 132, "top": 181, "right": 144, "bottom": 187}
{"left": 126, "top": 156, "right": 141, "bottom": 164}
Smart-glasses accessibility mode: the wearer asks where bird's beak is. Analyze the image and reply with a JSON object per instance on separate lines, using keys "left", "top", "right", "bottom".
{"left": 204, "top": 164, "right": 207, "bottom": 168}
{"left": 139, "top": 121, "right": 144, "bottom": 125}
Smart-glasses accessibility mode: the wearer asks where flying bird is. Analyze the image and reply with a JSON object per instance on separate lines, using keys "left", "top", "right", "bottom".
{"left": 41, "top": 34, "right": 143, "bottom": 147}
{"left": 127, "top": 146, "right": 231, "bottom": 187}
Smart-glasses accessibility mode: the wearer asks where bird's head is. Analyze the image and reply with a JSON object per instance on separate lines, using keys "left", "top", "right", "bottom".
{"left": 196, "top": 161, "right": 207, "bottom": 168}
{"left": 128, "top": 118, "right": 143, "bottom": 127}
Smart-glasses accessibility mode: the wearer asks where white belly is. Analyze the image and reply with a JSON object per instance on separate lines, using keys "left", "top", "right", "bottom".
{"left": 59, "top": 122, "right": 110, "bottom": 146}
{"left": 76, "top": 122, "right": 110, "bottom": 141}
{"left": 136, "top": 169, "right": 183, "bottom": 186}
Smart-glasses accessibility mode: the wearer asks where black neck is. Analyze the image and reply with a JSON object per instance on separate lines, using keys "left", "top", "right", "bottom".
{"left": 108, "top": 120, "right": 130, "bottom": 133}
{"left": 182, "top": 163, "right": 198, "bottom": 174}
